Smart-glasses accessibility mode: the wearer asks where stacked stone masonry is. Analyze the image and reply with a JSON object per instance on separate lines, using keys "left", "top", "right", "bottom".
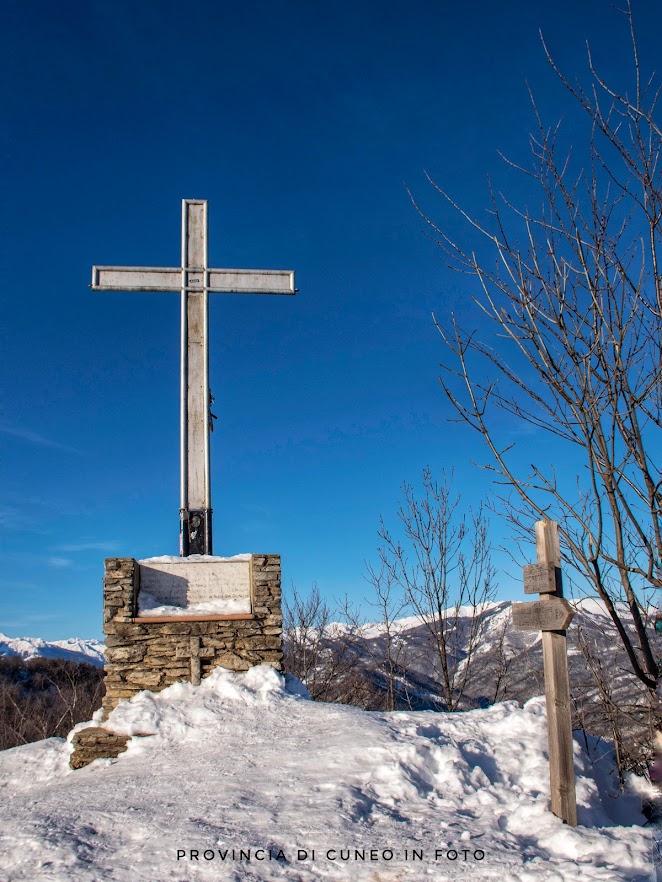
{"left": 101, "top": 554, "right": 283, "bottom": 715}
{"left": 70, "top": 727, "right": 130, "bottom": 769}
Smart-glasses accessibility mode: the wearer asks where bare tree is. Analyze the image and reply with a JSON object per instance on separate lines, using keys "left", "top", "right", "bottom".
{"left": 0, "top": 657, "right": 105, "bottom": 750}
{"left": 283, "top": 584, "right": 373, "bottom": 704}
{"left": 412, "top": 2, "right": 661, "bottom": 691}
{"left": 356, "top": 563, "right": 413, "bottom": 711}
{"left": 374, "top": 468, "right": 498, "bottom": 711}
{"left": 489, "top": 613, "right": 516, "bottom": 704}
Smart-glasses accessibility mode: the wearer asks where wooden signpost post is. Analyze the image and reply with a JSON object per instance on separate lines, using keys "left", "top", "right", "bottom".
{"left": 512, "top": 520, "right": 577, "bottom": 826}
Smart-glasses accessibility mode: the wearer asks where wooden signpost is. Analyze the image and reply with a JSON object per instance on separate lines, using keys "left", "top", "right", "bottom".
{"left": 512, "top": 520, "right": 577, "bottom": 827}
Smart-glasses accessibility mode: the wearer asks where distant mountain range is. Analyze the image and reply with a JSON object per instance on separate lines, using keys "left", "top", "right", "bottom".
{"left": 0, "top": 633, "right": 105, "bottom": 667}
{"left": 0, "top": 598, "right": 654, "bottom": 682}
{"left": 369, "top": 598, "right": 654, "bottom": 700}
{"left": 1, "top": 597, "right": 657, "bottom": 754}
{"left": 340, "top": 597, "right": 659, "bottom": 772}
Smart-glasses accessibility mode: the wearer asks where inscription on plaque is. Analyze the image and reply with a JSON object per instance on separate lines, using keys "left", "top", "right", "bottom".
{"left": 138, "top": 557, "right": 253, "bottom": 612}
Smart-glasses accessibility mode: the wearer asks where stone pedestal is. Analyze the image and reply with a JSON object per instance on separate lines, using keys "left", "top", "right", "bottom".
{"left": 70, "top": 553, "right": 283, "bottom": 769}
{"left": 102, "top": 554, "right": 283, "bottom": 714}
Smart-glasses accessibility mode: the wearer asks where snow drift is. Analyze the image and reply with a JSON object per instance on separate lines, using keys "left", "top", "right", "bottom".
{"left": 0, "top": 664, "right": 655, "bottom": 881}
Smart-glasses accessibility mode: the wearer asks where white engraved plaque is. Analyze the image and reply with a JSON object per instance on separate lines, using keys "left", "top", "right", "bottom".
{"left": 138, "top": 557, "right": 253, "bottom": 614}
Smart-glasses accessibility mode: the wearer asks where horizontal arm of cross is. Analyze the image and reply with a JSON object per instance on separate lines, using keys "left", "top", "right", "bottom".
{"left": 91, "top": 266, "right": 296, "bottom": 294}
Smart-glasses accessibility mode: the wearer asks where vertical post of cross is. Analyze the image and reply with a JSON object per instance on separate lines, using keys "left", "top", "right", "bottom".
{"left": 180, "top": 199, "right": 212, "bottom": 556}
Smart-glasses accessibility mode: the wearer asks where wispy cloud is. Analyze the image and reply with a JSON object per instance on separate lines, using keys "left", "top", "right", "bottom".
{"left": 0, "top": 611, "right": 73, "bottom": 630}
{"left": 241, "top": 503, "right": 271, "bottom": 518}
{"left": 0, "top": 424, "right": 81, "bottom": 454}
{"left": 0, "top": 579, "right": 43, "bottom": 592}
{"left": 0, "top": 503, "right": 65, "bottom": 533}
{"left": 51, "top": 541, "right": 119, "bottom": 553}
{"left": 0, "top": 505, "right": 23, "bottom": 528}
{"left": 1, "top": 552, "right": 95, "bottom": 572}
{"left": 47, "top": 557, "right": 74, "bottom": 569}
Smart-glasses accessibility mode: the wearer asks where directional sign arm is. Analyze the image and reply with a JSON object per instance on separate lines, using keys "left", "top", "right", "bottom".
{"left": 523, "top": 561, "right": 560, "bottom": 595}
{"left": 512, "top": 597, "right": 574, "bottom": 631}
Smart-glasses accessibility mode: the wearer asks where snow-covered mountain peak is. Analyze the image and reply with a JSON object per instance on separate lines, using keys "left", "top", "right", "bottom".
{"left": 0, "top": 633, "right": 105, "bottom": 667}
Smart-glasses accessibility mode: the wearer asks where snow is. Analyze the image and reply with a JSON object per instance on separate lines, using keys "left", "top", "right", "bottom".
{"left": 139, "top": 553, "right": 253, "bottom": 563}
{"left": 0, "top": 665, "right": 655, "bottom": 881}
{"left": 137, "top": 590, "right": 252, "bottom": 617}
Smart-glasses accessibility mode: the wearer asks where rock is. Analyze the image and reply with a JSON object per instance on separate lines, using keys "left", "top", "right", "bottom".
{"left": 70, "top": 727, "right": 131, "bottom": 769}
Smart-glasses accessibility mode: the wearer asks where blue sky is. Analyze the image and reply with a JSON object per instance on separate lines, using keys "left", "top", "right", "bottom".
{"left": 2, "top": 0, "right": 659, "bottom": 640}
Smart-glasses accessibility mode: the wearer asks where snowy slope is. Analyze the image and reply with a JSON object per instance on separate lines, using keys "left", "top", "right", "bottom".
{"left": 0, "top": 665, "right": 654, "bottom": 882}
{"left": 0, "top": 633, "right": 105, "bottom": 667}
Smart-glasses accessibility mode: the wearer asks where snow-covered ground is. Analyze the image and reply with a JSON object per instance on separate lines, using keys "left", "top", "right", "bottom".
{"left": 0, "top": 665, "right": 655, "bottom": 881}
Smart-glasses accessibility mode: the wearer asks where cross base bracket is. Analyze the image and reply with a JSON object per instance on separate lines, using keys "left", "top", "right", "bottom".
{"left": 180, "top": 508, "right": 212, "bottom": 556}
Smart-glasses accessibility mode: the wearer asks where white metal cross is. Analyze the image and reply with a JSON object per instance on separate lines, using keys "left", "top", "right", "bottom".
{"left": 92, "top": 198, "right": 296, "bottom": 556}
